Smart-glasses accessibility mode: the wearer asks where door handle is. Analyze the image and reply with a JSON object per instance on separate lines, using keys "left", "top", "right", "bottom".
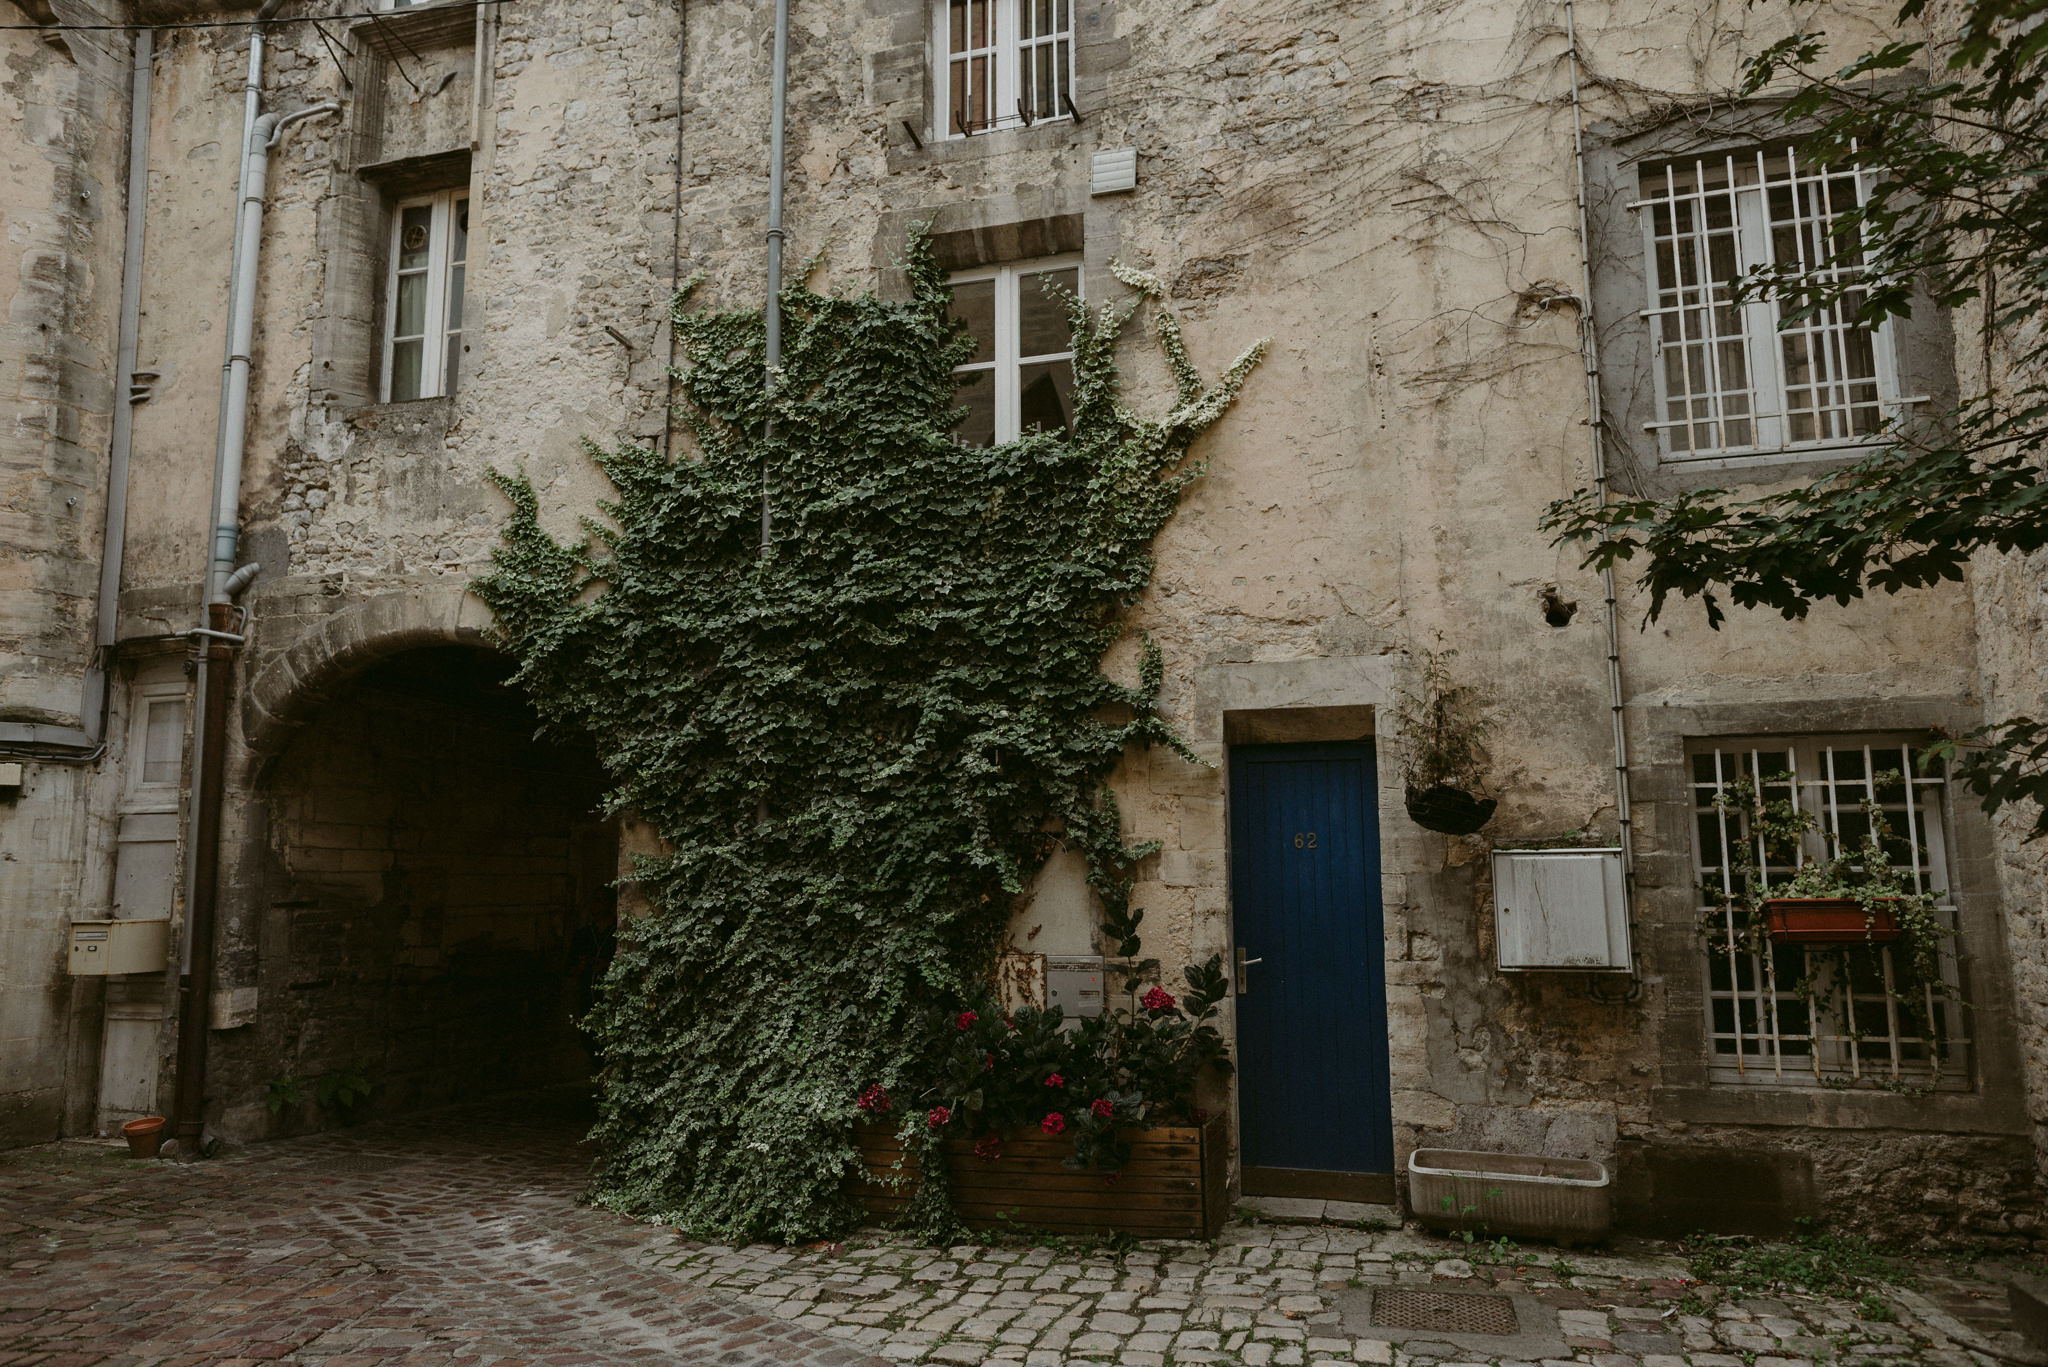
{"left": 1235, "top": 947, "right": 1263, "bottom": 995}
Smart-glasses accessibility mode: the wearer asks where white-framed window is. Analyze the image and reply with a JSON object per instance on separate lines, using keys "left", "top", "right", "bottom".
{"left": 935, "top": 0, "right": 1073, "bottom": 138}
{"left": 126, "top": 688, "right": 187, "bottom": 805}
{"left": 383, "top": 188, "right": 468, "bottom": 402}
{"left": 946, "top": 256, "right": 1080, "bottom": 446}
{"left": 1634, "top": 146, "right": 1919, "bottom": 462}
{"left": 1688, "top": 735, "right": 1970, "bottom": 1089}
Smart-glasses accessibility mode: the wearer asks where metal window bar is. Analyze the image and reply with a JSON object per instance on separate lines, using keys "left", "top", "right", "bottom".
{"left": 1015, "top": 0, "right": 1070, "bottom": 124}
{"left": 1633, "top": 145, "right": 1914, "bottom": 459}
{"left": 1692, "top": 737, "right": 1970, "bottom": 1088}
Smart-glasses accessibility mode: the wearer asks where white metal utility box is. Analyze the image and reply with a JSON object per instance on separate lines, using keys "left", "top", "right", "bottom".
{"left": 1045, "top": 955, "right": 1105, "bottom": 1018}
{"left": 1491, "top": 848, "right": 1630, "bottom": 971}
{"left": 68, "top": 918, "right": 171, "bottom": 976}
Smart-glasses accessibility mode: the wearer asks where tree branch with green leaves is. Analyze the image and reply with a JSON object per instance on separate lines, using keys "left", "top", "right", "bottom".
{"left": 1542, "top": 0, "right": 2048, "bottom": 836}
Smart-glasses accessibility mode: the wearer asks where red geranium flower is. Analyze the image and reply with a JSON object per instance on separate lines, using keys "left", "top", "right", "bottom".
{"left": 927, "top": 1106, "right": 952, "bottom": 1128}
{"left": 856, "top": 1084, "right": 891, "bottom": 1113}
{"left": 1044, "top": 1073, "right": 1064, "bottom": 1088}
{"left": 1091, "top": 1098, "right": 1113, "bottom": 1119}
{"left": 1141, "top": 987, "right": 1176, "bottom": 1012}
{"left": 956, "top": 1011, "right": 978, "bottom": 1031}
{"left": 973, "top": 1134, "right": 1001, "bottom": 1162}
{"left": 1041, "top": 1112, "right": 1066, "bottom": 1135}
{"left": 985, "top": 1051, "right": 995, "bottom": 1072}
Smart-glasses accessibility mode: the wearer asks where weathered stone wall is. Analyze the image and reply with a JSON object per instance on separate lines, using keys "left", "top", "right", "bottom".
{"left": 1, "top": 0, "right": 2040, "bottom": 1240}
{"left": 0, "top": 0, "right": 147, "bottom": 1146}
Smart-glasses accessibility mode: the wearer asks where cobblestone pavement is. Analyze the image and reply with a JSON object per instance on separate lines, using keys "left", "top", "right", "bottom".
{"left": 654, "top": 1218, "right": 2037, "bottom": 1367}
{"left": 4, "top": 1096, "right": 2036, "bottom": 1367}
{"left": 0, "top": 1089, "right": 884, "bottom": 1367}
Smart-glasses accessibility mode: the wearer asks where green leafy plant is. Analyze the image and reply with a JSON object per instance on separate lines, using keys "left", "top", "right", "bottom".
{"left": 1702, "top": 774, "right": 1955, "bottom": 1044}
{"left": 266, "top": 1073, "right": 304, "bottom": 1118}
{"left": 912, "top": 949, "right": 1233, "bottom": 1176}
{"left": 1684, "top": 1224, "right": 1913, "bottom": 1298}
{"left": 475, "top": 229, "right": 1264, "bottom": 1242}
{"left": 315, "top": 1062, "right": 373, "bottom": 1120}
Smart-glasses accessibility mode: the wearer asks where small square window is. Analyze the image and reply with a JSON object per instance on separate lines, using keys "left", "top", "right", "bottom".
{"left": 947, "top": 257, "right": 1080, "bottom": 446}
{"left": 384, "top": 188, "right": 469, "bottom": 402}
{"left": 138, "top": 697, "right": 185, "bottom": 788}
{"left": 936, "top": 0, "right": 1074, "bottom": 138}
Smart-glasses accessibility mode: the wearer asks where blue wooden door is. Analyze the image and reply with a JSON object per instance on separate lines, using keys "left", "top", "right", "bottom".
{"left": 1229, "top": 742, "right": 1394, "bottom": 1185}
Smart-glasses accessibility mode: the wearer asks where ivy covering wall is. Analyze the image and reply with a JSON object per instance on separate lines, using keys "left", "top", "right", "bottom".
{"left": 475, "top": 233, "right": 1263, "bottom": 1240}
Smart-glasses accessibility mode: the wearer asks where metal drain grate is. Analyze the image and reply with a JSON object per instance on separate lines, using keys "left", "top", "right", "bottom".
{"left": 1371, "top": 1290, "right": 1519, "bottom": 1336}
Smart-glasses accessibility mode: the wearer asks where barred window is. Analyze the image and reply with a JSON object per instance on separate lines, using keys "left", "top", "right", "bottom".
{"left": 1635, "top": 147, "right": 1916, "bottom": 461}
{"left": 1689, "top": 737, "right": 1969, "bottom": 1088}
{"left": 937, "top": 0, "right": 1073, "bottom": 138}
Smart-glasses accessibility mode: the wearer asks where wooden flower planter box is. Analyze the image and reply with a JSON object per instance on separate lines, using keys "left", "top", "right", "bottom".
{"left": 1762, "top": 896, "right": 1904, "bottom": 946}
{"left": 848, "top": 1113, "right": 1229, "bottom": 1240}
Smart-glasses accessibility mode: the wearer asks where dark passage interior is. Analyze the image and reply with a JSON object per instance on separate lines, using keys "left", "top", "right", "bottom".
{"left": 247, "top": 646, "right": 614, "bottom": 1129}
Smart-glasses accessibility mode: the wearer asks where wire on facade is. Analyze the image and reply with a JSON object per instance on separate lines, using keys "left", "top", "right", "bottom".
{"left": 364, "top": 7, "right": 424, "bottom": 91}
{"left": 0, "top": 0, "right": 514, "bottom": 31}
{"left": 310, "top": 19, "right": 353, "bottom": 88}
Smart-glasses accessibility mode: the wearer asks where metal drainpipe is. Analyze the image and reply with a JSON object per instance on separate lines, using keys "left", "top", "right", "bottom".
{"left": 171, "top": 99, "right": 338, "bottom": 1157}
{"left": 661, "top": 0, "right": 686, "bottom": 459}
{"left": 759, "top": 0, "right": 788, "bottom": 559}
{"left": 1562, "top": 0, "right": 1636, "bottom": 894}
{"left": 0, "top": 29, "right": 154, "bottom": 760}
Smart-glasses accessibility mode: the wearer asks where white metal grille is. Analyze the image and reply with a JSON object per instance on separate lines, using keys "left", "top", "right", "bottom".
{"left": 1634, "top": 147, "right": 1912, "bottom": 460}
{"left": 940, "top": 0, "right": 1072, "bottom": 137}
{"left": 1689, "top": 737, "right": 1970, "bottom": 1088}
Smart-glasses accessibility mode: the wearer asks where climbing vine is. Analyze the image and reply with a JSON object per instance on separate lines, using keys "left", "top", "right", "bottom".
{"left": 474, "top": 230, "right": 1264, "bottom": 1241}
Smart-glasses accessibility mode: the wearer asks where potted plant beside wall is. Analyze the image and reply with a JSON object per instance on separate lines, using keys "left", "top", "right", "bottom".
{"left": 848, "top": 957, "right": 1235, "bottom": 1239}
{"left": 1396, "top": 647, "right": 1499, "bottom": 835}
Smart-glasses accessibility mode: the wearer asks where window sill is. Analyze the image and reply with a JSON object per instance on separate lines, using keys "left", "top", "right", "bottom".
{"left": 1650, "top": 1081, "right": 2026, "bottom": 1136}
{"left": 341, "top": 394, "right": 461, "bottom": 434}
{"left": 887, "top": 118, "right": 1082, "bottom": 173}
{"left": 1634, "top": 440, "right": 1891, "bottom": 496}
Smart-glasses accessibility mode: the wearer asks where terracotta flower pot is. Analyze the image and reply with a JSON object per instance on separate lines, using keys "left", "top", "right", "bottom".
{"left": 1762, "top": 897, "right": 1903, "bottom": 946}
{"left": 121, "top": 1114, "right": 166, "bottom": 1158}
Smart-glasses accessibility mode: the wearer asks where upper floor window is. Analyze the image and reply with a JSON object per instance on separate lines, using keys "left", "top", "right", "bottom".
{"left": 384, "top": 188, "right": 468, "bottom": 402}
{"left": 946, "top": 257, "right": 1079, "bottom": 446}
{"left": 937, "top": 0, "right": 1073, "bottom": 138}
{"left": 1635, "top": 147, "right": 1913, "bottom": 462}
{"left": 1688, "top": 735, "right": 1968, "bottom": 1090}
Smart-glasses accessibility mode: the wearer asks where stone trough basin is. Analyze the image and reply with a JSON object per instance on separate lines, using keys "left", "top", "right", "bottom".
{"left": 1407, "top": 1147, "right": 1612, "bottom": 1243}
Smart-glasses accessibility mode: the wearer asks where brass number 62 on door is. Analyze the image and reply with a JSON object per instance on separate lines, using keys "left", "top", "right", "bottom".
{"left": 1293, "top": 832, "right": 1318, "bottom": 849}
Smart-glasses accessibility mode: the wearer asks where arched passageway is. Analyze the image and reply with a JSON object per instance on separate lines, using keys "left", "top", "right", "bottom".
{"left": 237, "top": 645, "right": 614, "bottom": 1129}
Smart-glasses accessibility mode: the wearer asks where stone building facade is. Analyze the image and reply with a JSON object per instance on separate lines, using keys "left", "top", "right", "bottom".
{"left": 2, "top": 0, "right": 2043, "bottom": 1243}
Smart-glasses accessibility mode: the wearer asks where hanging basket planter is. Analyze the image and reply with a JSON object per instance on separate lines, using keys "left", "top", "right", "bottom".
{"left": 1404, "top": 783, "right": 1497, "bottom": 836}
{"left": 1762, "top": 896, "right": 1904, "bottom": 946}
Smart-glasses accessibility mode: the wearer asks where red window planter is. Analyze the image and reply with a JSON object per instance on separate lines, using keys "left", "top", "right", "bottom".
{"left": 1761, "top": 896, "right": 1903, "bottom": 946}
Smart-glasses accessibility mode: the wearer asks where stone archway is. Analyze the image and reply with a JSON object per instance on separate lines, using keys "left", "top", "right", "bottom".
{"left": 213, "top": 594, "right": 616, "bottom": 1137}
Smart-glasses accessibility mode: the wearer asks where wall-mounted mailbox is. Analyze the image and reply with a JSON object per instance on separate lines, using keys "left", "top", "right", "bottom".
{"left": 68, "top": 918, "right": 171, "bottom": 976}
{"left": 1491, "top": 848, "right": 1630, "bottom": 972}
{"left": 1046, "top": 955, "right": 1104, "bottom": 1018}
